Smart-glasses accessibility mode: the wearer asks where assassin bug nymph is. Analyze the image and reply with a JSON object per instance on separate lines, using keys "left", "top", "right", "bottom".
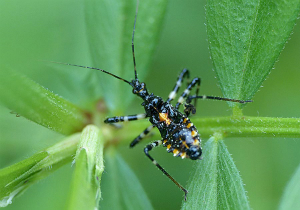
{"left": 53, "top": 1, "right": 251, "bottom": 201}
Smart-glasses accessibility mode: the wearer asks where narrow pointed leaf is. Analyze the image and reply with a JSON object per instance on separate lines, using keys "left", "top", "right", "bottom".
{"left": 0, "top": 69, "right": 89, "bottom": 135}
{"left": 67, "top": 125, "right": 104, "bottom": 210}
{"left": 0, "top": 133, "right": 80, "bottom": 207}
{"left": 279, "top": 163, "right": 300, "bottom": 210}
{"left": 84, "top": 0, "right": 168, "bottom": 113}
{"left": 206, "top": 0, "right": 300, "bottom": 104}
{"left": 182, "top": 137, "right": 250, "bottom": 210}
{"left": 100, "top": 149, "right": 154, "bottom": 210}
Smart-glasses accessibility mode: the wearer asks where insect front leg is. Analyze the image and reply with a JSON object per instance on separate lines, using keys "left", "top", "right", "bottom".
{"left": 167, "top": 68, "right": 190, "bottom": 102}
{"left": 130, "top": 125, "right": 155, "bottom": 147}
{"left": 144, "top": 140, "right": 188, "bottom": 201}
{"left": 104, "top": 113, "right": 146, "bottom": 124}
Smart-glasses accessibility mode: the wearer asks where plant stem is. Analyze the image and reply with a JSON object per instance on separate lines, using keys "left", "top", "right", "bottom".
{"left": 109, "top": 116, "right": 300, "bottom": 145}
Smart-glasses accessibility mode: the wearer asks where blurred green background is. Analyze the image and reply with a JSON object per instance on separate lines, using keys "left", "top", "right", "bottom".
{"left": 0, "top": 0, "right": 300, "bottom": 210}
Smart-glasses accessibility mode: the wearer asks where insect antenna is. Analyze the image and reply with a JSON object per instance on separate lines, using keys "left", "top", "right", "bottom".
{"left": 46, "top": 61, "right": 133, "bottom": 86}
{"left": 132, "top": 0, "right": 139, "bottom": 81}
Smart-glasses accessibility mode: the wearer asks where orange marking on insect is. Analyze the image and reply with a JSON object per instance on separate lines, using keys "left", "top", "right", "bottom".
{"left": 183, "top": 118, "right": 188, "bottom": 123}
{"left": 187, "top": 123, "right": 193, "bottom": 128}
{"left": 182, "top": 141, "right": 190, "bottom": 149}
{"left": 167, "top": 144, "right": 171, "bottom": 150}
{"left": 173, "top": 149, "right": 179, "bottom": 156}
{"left": 191, "top": 130, "right": 197, "bottom": 137}
{"left": 193, "top": 139, "right": 200, "bottom": 145}
{"left": 180, "top": 152, "right": 186, "bottom": 159}
{"left": 159, "top": 112, "right": 171, "bottom": 125}
{"left": 163, "top": 139, "right": 168, "bottom": 144}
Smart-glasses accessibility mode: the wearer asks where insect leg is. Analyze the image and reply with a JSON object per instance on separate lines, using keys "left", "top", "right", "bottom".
{"left": 130, "top": 125, "right": 155, "bottom": 148}
{"left": 175, "top": 77, "right": 201, "bottom": 110}
{"left": 193, "top": 76, "right": 200, "bottom": 109}
{"left": 144, "top": 140, "right": 188, "bottom": 201}
{"left": 104, "top": 113, "right": 146, "bottom": 124}
{"left": 167, "top": 68, "right": 190, "bottom": 102}
{"left": 186, "top": 95, "right": 253, "bottom": 104}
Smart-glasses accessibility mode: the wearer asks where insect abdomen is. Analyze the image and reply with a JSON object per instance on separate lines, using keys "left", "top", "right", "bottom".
{"left": 162, "top": 117, "right": 202, "bottom": 160}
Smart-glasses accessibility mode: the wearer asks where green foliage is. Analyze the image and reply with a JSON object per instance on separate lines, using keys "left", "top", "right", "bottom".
{"left": 84, "top": 0, "right": 168, "bottom": 113}
{"left": 100, "top": 149, "right": 154, "bottom": 210}
{"left": 0, "top": 69, "right": 87, "bottom": 135}
{"left": 0, "top": 134, "right": 80, "bottom": 207}
{"left": 279, "top": 163, "right": 300, "bottom": 210}
{"left": 206, "top": 0, "right": 300, "bottom": 105}
{"left": 182, "top": 137, "right": 250, "bottom": 210}
{"left": 67, "top": 125, "right": 104, "bottom": 210}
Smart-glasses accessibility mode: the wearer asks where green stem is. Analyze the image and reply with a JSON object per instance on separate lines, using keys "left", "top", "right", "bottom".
{"left": 194, "top": 116, "right": 300, "bottom": 138}
{"left": 109, "top": 116, "right": 300, "bottom": 144}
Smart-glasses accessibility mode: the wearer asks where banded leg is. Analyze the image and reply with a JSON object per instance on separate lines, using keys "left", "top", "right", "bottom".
{"left": 144, "top": 140, "right": 188, "bottom": 201}
{"left": 186, "top": 95, "right": 253, "bottom": 104}
{"left": 104, "top": 113, "right": 146, "bottom": 124}
{"left": 175, "top": 77, "right": 201, "bottom": 109}
{"left": 193, "top": 76, "right": 200, "bottom": 108}
{"left": 167, "top": 68, "right": 190, "bottom": 102}
{"left": 130, "top": 124, "right": 155, "bottom": 148}
{"left": 183, "top": 77, "right": 201, "bottom": 117}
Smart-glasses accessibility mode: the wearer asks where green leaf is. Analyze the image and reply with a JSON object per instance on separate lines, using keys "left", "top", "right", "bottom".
{"left": 0, "top": 69, "right": 88, "bottom": 135}
{"left": 83, "top": 0, "right": 168, "bottom": 113}
{"left": 181, "top": 136, "right": 250, "bottom": 210}
{"left": 279, "top": 163, "right": 300, "bottom": 210}
{"left": 206, "top": 0, "right": 300, "bottom": 104}
{"left": 99, "top": 148, "right": 153, "bottom": 210}
{"left": 0, "top": 133, "right": 80, "bottom": 207}
{"left": 66, "top": 125, "right": 104, "bottom": 210}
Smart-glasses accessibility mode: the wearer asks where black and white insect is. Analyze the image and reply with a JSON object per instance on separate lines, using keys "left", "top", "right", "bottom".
{"left": 54, "top": 2, "right": 251, "bottom": 200}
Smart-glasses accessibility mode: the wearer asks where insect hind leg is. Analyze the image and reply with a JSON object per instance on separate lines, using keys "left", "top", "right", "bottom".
{"left": 144, "top": 140, "right": 188, "bottom": 201}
